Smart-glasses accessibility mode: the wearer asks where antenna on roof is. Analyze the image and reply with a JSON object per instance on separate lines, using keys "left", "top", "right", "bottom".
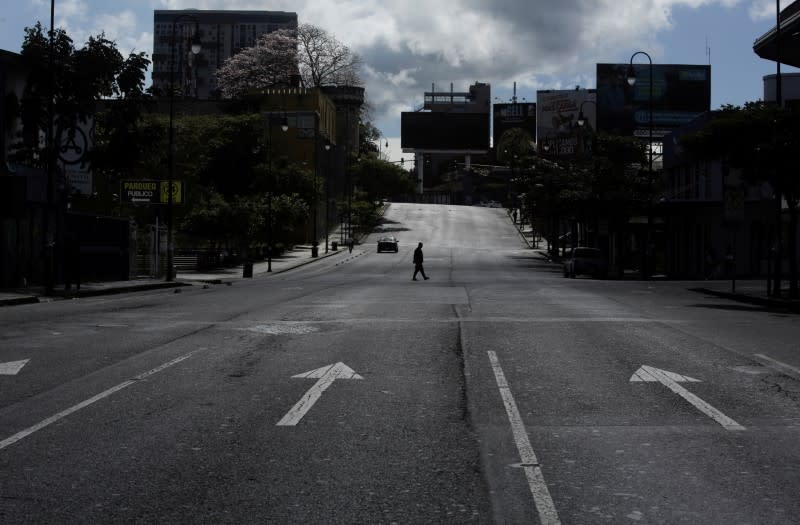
{"left": 706, "top": 36, "right": 711, "bottom": 66}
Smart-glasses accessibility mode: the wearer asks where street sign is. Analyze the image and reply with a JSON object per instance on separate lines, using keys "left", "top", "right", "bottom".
{"left": 120, "top": 180, "right": 184, "bottom": 205}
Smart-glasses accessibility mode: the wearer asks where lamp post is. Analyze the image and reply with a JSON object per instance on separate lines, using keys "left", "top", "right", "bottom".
{"left": 325, "top": 141, "right": 331, "bottom": 253}
{"left": 312, "top": 113, "right": 319, "bottom": 257}
{"left": 266, "top": 112, "right": 289, "bottom": 272}
{"left": 576, "top": 100, "right": 596, "bottom": 128}
{"left": 577, "top": 100, "right": 597, "bottom": 156}
{"left": 378, "top": 138, "right": 388, "bottom": 159}
{"left": 627, "top": 51, "right": 654, "bottom": 280}
{"left": 166, "top": 14, "right": 201, "bottom": 281}
{"left": 44, "top": 0, "right": 55, "bottom": 294}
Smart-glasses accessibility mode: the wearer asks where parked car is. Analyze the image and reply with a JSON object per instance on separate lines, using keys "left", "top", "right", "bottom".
{"left": 377, "top": 236, "right": 399, "bottom": 253}
{"left": 563, "top": 247, "right": 608, "bottom": 279}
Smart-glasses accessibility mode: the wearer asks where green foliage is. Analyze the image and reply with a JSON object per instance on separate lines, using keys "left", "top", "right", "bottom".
{"left": 359, "top": 121, "right": 381, "bottom": 155}
{"left": 158, "top": 113, "right": 316, "bottom": 249}
{"left": 349, "top": 199, "right": 381, "bottom": 235}
{"left": 13, "top": 22, "right": 150, "bottom": 178}
{"left": 681, "top": 102, "right": 800, "bottom": 200}
{"left": 513, "top": 132, "right": 647, "bottom": 223}
{"left": 352, "top": 158, "right": 415, "bottom": 201}
{"left": 497, "top": 128, "right": 535, "bottom": 163}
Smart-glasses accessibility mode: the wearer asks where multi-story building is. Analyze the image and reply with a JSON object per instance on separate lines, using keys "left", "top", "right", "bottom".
{"left": 401, "top": 82, "right": 492, "bottom": 196}
{"left": 152, "top": 10, "right": 298, "bottom": 99}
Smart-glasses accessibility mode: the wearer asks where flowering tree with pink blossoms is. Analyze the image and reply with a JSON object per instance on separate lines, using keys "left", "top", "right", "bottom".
{"left": 215, "top": 28, "right": 299, "bottom": 98}
{"left": 215, "top": 24, "right": 361, "bottom": 98}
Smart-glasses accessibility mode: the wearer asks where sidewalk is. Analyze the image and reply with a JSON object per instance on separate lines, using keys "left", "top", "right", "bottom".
{"left": 689, "top": 280, "right": 800, "bottom": 313}
{"left": 507, "top": 211, "right": 800, "bottom": 313}
{"left": 0, "top": 242, "right": 350, "bottom": 307}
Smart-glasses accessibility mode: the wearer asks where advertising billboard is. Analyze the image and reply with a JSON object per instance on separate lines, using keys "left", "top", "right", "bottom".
{"left": 493, "top": 102, "right": 536, "bottom": 149}
{"left": 536, "top": 89, "right": 596, "bottom": 158}
{"left": 401, "top": 112, "right": 490, "bottom": 150}
{"left": 596, "top": 63, "right": 710, "bottom": 138}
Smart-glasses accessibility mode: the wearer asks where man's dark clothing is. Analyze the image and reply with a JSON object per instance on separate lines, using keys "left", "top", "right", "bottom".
{"left": 413, "top": 243, "right": 429, "bottom": 280}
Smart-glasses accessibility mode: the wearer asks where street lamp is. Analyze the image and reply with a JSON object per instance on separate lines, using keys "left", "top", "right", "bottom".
{"left": 166, "top": 14, "right": 201, "bottom": 281}
{"left": 576, "top": 100, "right": 596, "bottom": 128}
{"left": 324, "top": 141, "right": 332, "bottom": 253}
{"left": 266, "top": 112, "right": 289, "bottom": 272}
{"left": 576, "top": 99, "right": 597, "bottom": 156}
{"left": 627, "top": 50, "right": 654, "bottom": 280}
{"left": 44, "top": 0, "right": 56, "bottom": 294}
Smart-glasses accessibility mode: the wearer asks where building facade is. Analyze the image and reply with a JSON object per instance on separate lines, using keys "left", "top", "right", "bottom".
{"left": 152, "top": 10, "right": 298, "bottom": 99}
{"left": 401, "top": 82, "right": 492, "bottom": 195}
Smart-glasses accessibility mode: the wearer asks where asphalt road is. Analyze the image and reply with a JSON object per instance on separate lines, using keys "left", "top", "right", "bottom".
{"left": 1, "top": 202, "right": 799, "bottom": 524}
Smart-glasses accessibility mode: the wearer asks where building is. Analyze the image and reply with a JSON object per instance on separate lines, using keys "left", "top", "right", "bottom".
{"left": 762, "top": 72, "right": 800, "bottom": 106}
{"left": 401, "top": 82, "right": 492, "bottom": 196}
{"left": 152, "top": 10, "right": 298, "bottom": 99}
{"left": 753, "top": 0, "right": 800, "bottom": 68}
{"left": 660, "top": 113, "right": 774, "bottom": 279}
{"left": 493, "top": 83, "right": 536, "bottom": 156}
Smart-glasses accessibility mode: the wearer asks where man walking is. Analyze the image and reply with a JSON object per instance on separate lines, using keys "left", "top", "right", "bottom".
{"left": 412, "top": 242, "right": 429, "bottom": 281}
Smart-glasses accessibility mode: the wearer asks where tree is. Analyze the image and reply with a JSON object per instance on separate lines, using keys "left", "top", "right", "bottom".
{"left": 497, "top": 128, "right": 535, "bottom": 163}
{"left": 296, "top": 23, "right": 361, "bottom": 87}
{"left": 352, "top": 158, "right": 414, "bottom": 202}
{"left": 215, "top": 23, "right": 361, "bottom": 98}
{"left": 91, "top": 51, "right": 154, "bottom": 194}
{"left": 12, "top": 23, "right": 136, "bottom": 168}
{"left": 359, "top": 121, "right": 381, "bottom": 156}
{"left": 215, "top": 29, "right": 299, "bottom": 98}
{"left": 682, "top": 102, "right": 800, "bottom": 297}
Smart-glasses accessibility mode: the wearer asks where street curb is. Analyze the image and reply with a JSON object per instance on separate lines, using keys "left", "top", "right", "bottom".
{"left": 0, "top": 282, "right": 190, "bottom": 306}
{"left": 0, "top": 296, "right": 40, "bottom": 307}
{"left": 257, "top": 248, "right": 343, "bottom": 277}
{"left": 689, "top": 287, "right": 800, "bottom": 313}
{"left": 66, "top": 281, "right": 191, "bottom": 298}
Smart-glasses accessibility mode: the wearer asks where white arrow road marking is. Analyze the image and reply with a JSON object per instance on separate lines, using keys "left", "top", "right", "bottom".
{"left": 276, "top": 362, "right": 363, "bottom": 427}
{"left": 631, "top": 365, "right": 745, "bottom": 431}
{"left": 0, "top": 350, "right": 198, "bottom": 451}
{"left": 0, "top": 359, "right": 30, "bottom": 376}
{"left": 488, "top": 351, "right": 561, "bottom": 525}
{"left": 630, "top": 366, "right": 700, "bottom": 383}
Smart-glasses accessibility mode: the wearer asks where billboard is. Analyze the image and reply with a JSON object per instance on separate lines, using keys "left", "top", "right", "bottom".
{"left": 401, "top": 112, "right": 490, "bottom": 150}
{"left": 493, "top": 102, "right": 536, "bottom": 149}
{"left": 536, "top": 90, "right": 596, "bottom": 158}
{"left": 596, "top": 63, "right": 710, "bottom": 138}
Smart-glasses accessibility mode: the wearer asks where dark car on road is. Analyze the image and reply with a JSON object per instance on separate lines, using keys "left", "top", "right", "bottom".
{"left": 377, "top": 236, "right": 399, "bottom": 253}
{"left": 563, "top": 247, "right": 608, "bottom": 278}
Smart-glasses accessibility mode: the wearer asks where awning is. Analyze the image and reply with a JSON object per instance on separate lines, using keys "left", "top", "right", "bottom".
{"left": 753, "top": 1, "right": 800, "bottom": 67}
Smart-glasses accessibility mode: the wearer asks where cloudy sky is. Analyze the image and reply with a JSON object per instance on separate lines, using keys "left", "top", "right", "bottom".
{"left": 1, "top": 0, "right": 797, "bottom": 161}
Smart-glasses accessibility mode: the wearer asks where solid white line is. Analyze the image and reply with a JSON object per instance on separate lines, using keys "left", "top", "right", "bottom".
{"left": 753, "top": 354, "right": 800, "bottom": 382}
{"left": 0, "top": 351, "right": 197, "bottom": 451}
{"left": 643, "top": 365, "right": 745, "bottom": 431}
{"left": 488, "top": 351, "right": 561, "bottom": 525}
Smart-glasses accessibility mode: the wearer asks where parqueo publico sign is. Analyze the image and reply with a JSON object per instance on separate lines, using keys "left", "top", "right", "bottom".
{"left": 120, "top": 180, "right": 184, "bottom": 205}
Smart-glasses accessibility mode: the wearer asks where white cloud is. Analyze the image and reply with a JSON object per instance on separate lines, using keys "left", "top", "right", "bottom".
{"left": 747, "top": 0, "right": 789, "bottom": 20}
{"left": 152, "top": 0, "right": 750, "bottom": 133}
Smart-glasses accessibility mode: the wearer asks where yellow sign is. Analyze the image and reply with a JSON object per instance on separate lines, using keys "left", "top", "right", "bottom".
{"left": 160, "top": 181, "right": 183, "bottom": 204}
